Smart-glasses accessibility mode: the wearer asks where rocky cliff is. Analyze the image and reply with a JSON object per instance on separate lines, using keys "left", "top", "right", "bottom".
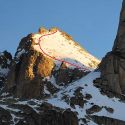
{"left": 94, "top": 0, "right": 125, "bottom": 98}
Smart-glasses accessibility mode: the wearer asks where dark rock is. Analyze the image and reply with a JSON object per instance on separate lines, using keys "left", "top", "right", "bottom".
{"left": 70, "top": 96, "right": 85, "bottom": 108}
{"left": 7, "top": 100, "right": 78, "bottom": 125}
{"left": 38, "top": 106, "right": 78, "bottom": 125}
{"left": 10, "top": 104, "right": 41, "bottom": 125}
{"left": 6, "top": 34, "right": 55, "bottom": 98}
{"left": 38, "top": 102, "right": 53, "bottom": 111}
{"left": 85, "top": 93, "right": 92, "bottom": 100}
{"left": 68, "top": 87, "right": 87, "bottom": 108}
{"left": 96, "top": 0, "right": 125, "bottom": 97}
{"left": 0, "top": 107, "right": 12, "bottom": 125}
{"left": 63, "top": 109, "right": 78, "bottom": 125}
{"left": 74, "top": 87, "right": 84, "bottom": 97}
{"left": 55, "top": 62, "right": 88, "bottom": 85}
{"left": 37, "top": 102, "right": 78, "bottom": 125}
{"left": 86, "top": 105, "right": 102, "bottom": 114}
{"left": 45, "top": 81, "right": 59, "bottom": 94}
{"left": 92, "top": 115, "right": 125, "bottom": 125}
{"left": 103, "top": 106, "right": 114, "bottom": 113}
{"left": 16, "top": 120, "right": 27, "bottom": 125}
{"left": 0, "top": 51, "right": 12, "bottom": 69}
{"left": 0, "top": 51, "right": 12, "bottom": 89}
{"left": 0, "top": 76, "right": 4, "bottom": 88}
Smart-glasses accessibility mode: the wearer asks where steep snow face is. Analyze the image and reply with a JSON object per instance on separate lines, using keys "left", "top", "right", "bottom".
{"left": 32, "top": 28, "right": 100, "bottom": 70}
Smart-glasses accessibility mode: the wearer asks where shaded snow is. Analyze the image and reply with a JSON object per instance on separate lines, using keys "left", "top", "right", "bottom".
{"left": 46, "top": 71, "right": 125, "bottom": 123}
{"left": 1, "top": 92, "right": 9, "bottom": 97}
{"left": 0, "top": 66, "right": 9, "bottom": 76}
{"left": 16, "top": 49, "right": 25, "bottom": 58}
{"left": 44, "top": 85, "right": 51, "bottom": 95}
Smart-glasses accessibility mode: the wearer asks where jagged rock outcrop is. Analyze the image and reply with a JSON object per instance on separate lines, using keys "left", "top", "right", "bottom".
{"left": 6, "top": 34, "right": 55, "bottom": 98}
{"left": 0, "top": 51, "right": 12, "bottom": 88}
{"left": 5, "top": 28, "right": 92, "bottom": 99}
{"left": 0, "top": 102, "right": 78, "bottom": 125}
{"left": 54, "top": 62, "right": 88, "bottom": 85}
{"left": 94, "top": 0, "right": 125, "bottom": 97}
{"left": 0, "top": 107, "right": 12, "bottom": 125}
{"left": 0, "top": 51, "right": 12, "bottom": 70}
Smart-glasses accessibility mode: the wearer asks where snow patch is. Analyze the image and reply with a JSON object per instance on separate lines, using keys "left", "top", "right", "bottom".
{"left": 16, "top": 49, "right": 25, "bottom": 58}
{"left": 0, "top": 66, "right": 9, "bottom": 76}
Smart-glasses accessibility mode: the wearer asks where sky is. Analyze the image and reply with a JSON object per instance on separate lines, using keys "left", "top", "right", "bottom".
{"left": 0, "top": 0, "right": 123, "bottom": 59}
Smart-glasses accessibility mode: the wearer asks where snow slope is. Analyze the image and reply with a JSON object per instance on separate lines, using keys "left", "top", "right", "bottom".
{"left": 32, "top": 28, "right": 100, "bottom": 70}
{"left": 1, "top": 71, "right": 124, "bottom": 125}
{"left": 46, "top": 71, "right": 125, "bottom": 124}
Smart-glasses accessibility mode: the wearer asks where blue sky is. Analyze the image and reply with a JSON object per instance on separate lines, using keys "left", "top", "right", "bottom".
{"left": 0, "top": 0, "right": 123, "bottom": 59}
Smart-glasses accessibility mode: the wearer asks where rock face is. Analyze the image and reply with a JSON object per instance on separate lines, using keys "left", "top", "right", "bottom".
{"left": 5, "top": 27, "right": 98, "bottom": 99}
{"left": 6, "top": 34, "right": 55, "bottom": 98}
{"left": 0, "top": 102, "right": 78, "bottom": 125}
{"left": 54, "top": 62, "right": 88, "bottom": 85}
{"left": 92, "top": 115, "right": 125, "bottom": 125}
{"left": 0, "top": 107, "right": 12, "bottom": 125}
{"left": 95, "top": 0, "right": 125, "bottom": 97}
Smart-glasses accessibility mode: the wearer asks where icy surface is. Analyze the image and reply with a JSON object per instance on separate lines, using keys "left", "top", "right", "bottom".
{"left": 32, "top": 29, "right": 100, "bottom": 69}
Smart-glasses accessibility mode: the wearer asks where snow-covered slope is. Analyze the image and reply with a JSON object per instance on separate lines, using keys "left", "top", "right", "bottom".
{"left": 1, "top": 71, "right": 125, "bottom": 125}
{"left": 32, "top": 28, "right": 100, "bottom": 70}
{"left": 46, "top": 71, "right": 125, "bottom": 124}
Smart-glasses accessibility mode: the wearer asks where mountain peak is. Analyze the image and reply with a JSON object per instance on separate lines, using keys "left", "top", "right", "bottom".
{"left": 0, "top": 27, "right": 111, "bottom": 125}
{"left": 32, "top": 27, "right": 100, "bottom": 70}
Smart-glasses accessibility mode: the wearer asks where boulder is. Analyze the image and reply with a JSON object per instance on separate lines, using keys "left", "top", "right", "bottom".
{"left": 86, "top": 105, "right": 102, "bottom": 114}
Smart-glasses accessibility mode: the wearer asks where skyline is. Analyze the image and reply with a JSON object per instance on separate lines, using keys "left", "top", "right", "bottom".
{"left": 0, "top": 0, "right": 123, "bottom": 59}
